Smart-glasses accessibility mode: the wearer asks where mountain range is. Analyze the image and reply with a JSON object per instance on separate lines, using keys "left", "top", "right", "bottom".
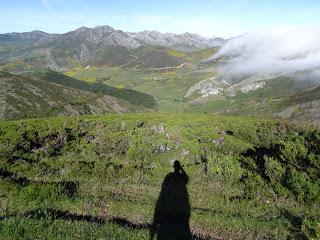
{"left": 0, "top": 26, "right": 224, "bottom": 71}
{"left": 0, "top": 25, "right": 320, "bottom": 126}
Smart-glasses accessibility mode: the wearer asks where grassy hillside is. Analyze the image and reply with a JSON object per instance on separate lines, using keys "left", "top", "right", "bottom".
{"left": 32, "top": 70, "right": 157, "bottom": 109}
{"left": 0, "top": 71, "right": 143, "bottom": 120}
{"left": 0, "top": 113, "right": 319, "bottom": 239}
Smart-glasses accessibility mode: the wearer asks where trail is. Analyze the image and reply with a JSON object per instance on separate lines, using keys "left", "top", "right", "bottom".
{"left": 131, "top": 62, "right": 188, "bottom": 71}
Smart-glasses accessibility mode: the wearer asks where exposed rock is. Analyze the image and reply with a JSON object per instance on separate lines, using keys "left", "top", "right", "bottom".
{"left": 151, "top": 124, "right": 166, "bottom": 133}
{"left": 212, "top": 137, "right": 225, "bottom": 146}
{"left": 226, "top": 80, "right": 265, "bottom": 97}
{"left": 185, "top": 75, "right": 231, "bottom": 98}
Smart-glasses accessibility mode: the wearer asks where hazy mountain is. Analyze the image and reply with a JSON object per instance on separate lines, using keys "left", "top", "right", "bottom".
{"left": 0, "top": 30, "right": 50, "bottom": 42}
{"left": 0, "top": 26, "right": 224, "bottom": 71}
{"left": 130, "top": 30, "right": 224, "bottom": 51}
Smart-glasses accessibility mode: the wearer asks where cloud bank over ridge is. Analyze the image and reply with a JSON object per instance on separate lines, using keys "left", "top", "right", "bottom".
{"left": 211, "top": 26, "right": 320, "bottom": 80}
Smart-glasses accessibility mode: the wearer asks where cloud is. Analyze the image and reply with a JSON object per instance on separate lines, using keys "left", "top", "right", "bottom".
{"left": 211, "top": 25, "right": 320, "bottom": 80}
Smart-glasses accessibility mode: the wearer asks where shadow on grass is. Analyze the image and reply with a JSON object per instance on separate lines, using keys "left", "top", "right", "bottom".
{"left": 0, "top": 168, "right": 79, "bottom": 198}
{"left": 0, "top": 167, "right": 217, "bottom": 239}
{"left": 281, "top": 209, "right": 308, "bottom": 240}
{"left": 0, "top": 208, "right": 216, "bottom": 240}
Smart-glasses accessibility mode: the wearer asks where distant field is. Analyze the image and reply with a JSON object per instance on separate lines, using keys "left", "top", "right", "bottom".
{"left": 61, "top": 65, "right": 304, "bottom": 120}
{"left": 60, "top": 48, "right": 217, "bottom": 112}
{"left": 1, "top": 113, "right": 319, "bottom": 239}
{"left": 64, "top": 65, "right": 214, "bottom": 112}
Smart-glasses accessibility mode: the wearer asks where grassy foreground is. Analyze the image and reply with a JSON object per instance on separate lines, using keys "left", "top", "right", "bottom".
{"left": 0, "top": 113, "right": 319, "bottom": 240}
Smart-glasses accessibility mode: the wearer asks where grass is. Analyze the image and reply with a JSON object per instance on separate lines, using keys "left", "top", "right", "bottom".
{"left": 0, "top": 113, "right": 319, "bottom": 239}
{"left": 0, "top": 215, "right": 149, "bottom": 240}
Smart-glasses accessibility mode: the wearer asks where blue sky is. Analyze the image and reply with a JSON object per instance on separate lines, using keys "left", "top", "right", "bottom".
{"left": 1, "top": 0, "right": 320, "bottom": 37}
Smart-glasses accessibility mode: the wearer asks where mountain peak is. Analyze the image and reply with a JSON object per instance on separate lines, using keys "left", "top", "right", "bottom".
{"left": 93, "top": 25, "right": 115, "bottom": 32}
{"left": 72, "top": 26, "right": 91, "bottom": 34}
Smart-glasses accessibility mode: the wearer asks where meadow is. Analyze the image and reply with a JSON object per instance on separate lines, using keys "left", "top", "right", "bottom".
{"left": 0, "top": 113, "right": 319, "bottom": 239}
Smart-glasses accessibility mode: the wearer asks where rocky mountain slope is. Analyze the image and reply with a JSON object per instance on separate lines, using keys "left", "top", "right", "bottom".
{"left": 184, "top": 71, "right": 320, "bottom": 126}
{"left": 0, "top": 71, "right": 144, "bottom": 120}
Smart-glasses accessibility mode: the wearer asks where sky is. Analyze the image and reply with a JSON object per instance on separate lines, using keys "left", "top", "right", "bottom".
{"left": 1, "top": 0, "right": 320, "bottom": 38}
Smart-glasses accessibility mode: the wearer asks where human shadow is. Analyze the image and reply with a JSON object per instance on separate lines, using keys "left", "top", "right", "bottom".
{"left": 150, "top": 160, "right": 192, "bottom": 240}
{"left": 0, "top": 165, "right": 217, "bottom": 240}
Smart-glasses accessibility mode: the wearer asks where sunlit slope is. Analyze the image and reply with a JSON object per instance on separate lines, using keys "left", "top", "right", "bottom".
{"left": 0, "top": 113, "right": 319, "bottom": 239}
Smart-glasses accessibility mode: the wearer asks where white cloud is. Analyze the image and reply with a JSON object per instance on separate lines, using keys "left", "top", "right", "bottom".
{"left": 211, "top": 25, "right": 320, "bottom": 79}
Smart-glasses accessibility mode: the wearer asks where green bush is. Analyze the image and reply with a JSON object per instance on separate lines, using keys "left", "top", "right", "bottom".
{"left": 242, "top": 172, "right": 266, "bottom": 199}
{"left": 264, "top": 156, "right": 285, "bottom": 184}
{"left": 304, "top": 180, "right": 320, "bottom": 204}
{"left": 301, "top": 218, "right": 319, "bottom": 239}
{"left": 285, "top": 167, "right": 307, "bottom": 202}
{"left": 316, "top": 223, "right": 320, "bottom": 239}
{"left": 278, "top": 141, "right": 308, "bottom": 164}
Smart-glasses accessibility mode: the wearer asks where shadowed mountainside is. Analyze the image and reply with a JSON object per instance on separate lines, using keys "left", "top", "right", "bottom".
{"left": 0, "top": 71, "right": 146, "bottom": 120}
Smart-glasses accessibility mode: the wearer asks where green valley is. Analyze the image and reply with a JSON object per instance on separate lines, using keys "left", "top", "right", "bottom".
{"left": 1, "top": 22, "right": 320, "bottom": 240}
